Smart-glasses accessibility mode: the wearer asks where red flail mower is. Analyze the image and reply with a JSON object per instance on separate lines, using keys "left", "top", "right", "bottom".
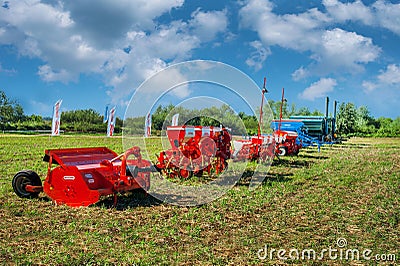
{"left": 155, "top": 125, "right": 232, "bottom": 178}
{"left": 12, "top": 146, "right": 154, "bottom": 207}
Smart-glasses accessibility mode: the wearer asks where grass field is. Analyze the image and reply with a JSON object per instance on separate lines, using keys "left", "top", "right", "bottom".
{"left": 0, "top": 135, "right": 399, "bottom": 265}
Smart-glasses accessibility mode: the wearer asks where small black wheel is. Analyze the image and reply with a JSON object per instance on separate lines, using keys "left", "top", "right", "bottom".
{"left": 12, "top": 170, "right": 42, "bottom": 198}
{"left": 277, "top": 147, "right": 287, "bottom": 156}
{"left": 194, "top": 170, "right": 203, "bottom": 177}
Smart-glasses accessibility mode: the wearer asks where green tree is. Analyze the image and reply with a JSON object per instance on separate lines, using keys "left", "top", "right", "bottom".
{"left": 61, "top": 109, "right": 105, "bottom": 132}
{"left": 295, "top": 106, "right": 311, "bottom": 116}
{"left": 152, "top": 104, "right": 175, "bottom": 131}
{"left": 374, "top": 117, "right": 400, "bottom": 137}
{"left": 357, "top": 105, "right": 376, "bottom": 134}
{"left": 0, "top": 90, "right": 26, "bottom": 129}
{"left": 336, "top": 102, "right": 358, "bottom": 135}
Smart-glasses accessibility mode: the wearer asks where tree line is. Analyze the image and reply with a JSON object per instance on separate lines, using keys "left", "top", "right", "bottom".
{"left": 124, "top": 101, "right": 400, "bottom": 137}
{"left": 1, "top": 90, "right": 399, "bottom": 136}
{"left": 0, "top": 90, "right": 123, "bottom": 133}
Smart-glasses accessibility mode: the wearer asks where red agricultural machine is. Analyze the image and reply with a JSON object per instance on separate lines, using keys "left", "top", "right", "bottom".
{"left": 232, "top": 135, "right": 275, "bottom": 162}
{"left": 232, "top": 83, "right": 302, "bottom": 161}
{"left": 273, "top": 129, "right": 301, "bottom": 156}
{"left": 12, "top": 146, "right": 155, "bottom": 207}
{"left": 231, "top": 77, "right": 277, "bottom": 162}
{"left": 155, "top": 125, "right": 232, "bottom": 178}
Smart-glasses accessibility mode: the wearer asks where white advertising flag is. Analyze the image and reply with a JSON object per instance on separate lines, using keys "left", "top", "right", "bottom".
{"left": 51, "top": 100, "right": 62, "bottom": 136}
{"left": 171, "top": 113, "right": 179, "bottom": 126}
{"left": 144, "top": 112, "right": 151, "bottom": 137}
{"left": 107, "top": 106, "right": 116, "bottom": 137}
{"left": 103, "top": 105, "right": 109, "bottom": 123}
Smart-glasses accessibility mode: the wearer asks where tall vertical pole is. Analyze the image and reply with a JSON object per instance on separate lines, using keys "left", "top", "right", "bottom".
{"left": 333, "top": 100, "right": 337, "bottom": 138}
{"left": 279, "top": 88, "right": 284, "bottom": 132}
{"left": 258, "top": 77, "right": 267, "bottom": 138}
{"left": 325, "top": 97, "right": 329, "bottom": 136}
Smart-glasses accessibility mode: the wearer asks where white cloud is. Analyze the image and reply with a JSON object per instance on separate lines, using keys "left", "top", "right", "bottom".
{"left": 292, "top": 67, "right": 309, "bottom": 81}
{"left": 245, "top": 40, "right": 271, "bottom": 71}
{"left": 0, "top": 0, "right": 231, "bottom": 105}
{"left": 239, "top": 0, "right": 382, "bottom": 79}
{"left": 373, "top": 0, "right": 400, "bottom": 35}
{"left": 362, "top": 81, "right": 378, "bottom": 93}
{"left": 363, "top": 64, "right": 400, "bottom": 93}
{"left": 318, "top": 28, "right": 381, "bottom": 73}
{"left": 323, "top": 0, "right": 400, "bottom": 36}
{"left": 377, "top": 64, "right": 400, "bottom": 85}
{"left": 323, "top": 0, "right": 374, "bottom": 25}
{"left": 63, "top": 0, "right": 184, "bottom": 48}
{"left": 190, "top": 9, "right": 228, "bottom": 42}
{"left": 299, "top": 78, "right": 337, "bottom": 101}
{"left": 240, "top": 0, "right": 330, "bottom": 51}
{"left": 127, "top": 21, "right": 200, "bottom": 61}
{"left": 37, "top": 65, "right": 75, "bottom": 83}
{"left": 0, "top": 0, "right": 110, "bottom": 81}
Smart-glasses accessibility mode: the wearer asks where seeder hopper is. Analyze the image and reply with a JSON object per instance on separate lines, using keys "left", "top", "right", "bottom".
{"left": 155, "top": 125, "right": 232, "bottom": 178}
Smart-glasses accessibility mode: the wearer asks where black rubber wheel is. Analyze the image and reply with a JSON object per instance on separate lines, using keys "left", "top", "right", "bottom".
{"left": 12, "top": 170, "right": 42, "bottom": 198}
{"left": 277, "top": 147, "right": 287, "bottom": 156}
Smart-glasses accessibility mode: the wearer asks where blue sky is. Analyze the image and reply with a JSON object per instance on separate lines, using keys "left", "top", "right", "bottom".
{"left": 0, "top": 0, "right": 399, "bottom": 119}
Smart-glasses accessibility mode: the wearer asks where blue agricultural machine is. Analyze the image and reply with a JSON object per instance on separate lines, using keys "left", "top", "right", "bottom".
{"left": 270, "top": 97, "right": 339, "bottom": 154}
{"left": 290, "top": 97, "right": 339, "bottom": 144}
{"left": 290, "top": 97, "right": 338, "bottom": 142}
{"left": 270, "top": 120, "right": 321, "bottom": 148}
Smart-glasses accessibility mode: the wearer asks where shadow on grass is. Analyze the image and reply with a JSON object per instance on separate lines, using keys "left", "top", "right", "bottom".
{"left": 272, "top": 158, "right": 312, "bottom": 168}
{"left": 298, "top": 154, "right": 329, "bottom": 160}
{"left": 237, "top": 171, "right": 294, "bottom": 186}
{"left": 96, "top": 191, "right": 162, "bottom": 210}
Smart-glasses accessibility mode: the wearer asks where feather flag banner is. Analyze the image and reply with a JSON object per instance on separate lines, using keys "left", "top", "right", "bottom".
{"left": 144, "top": 112, "right": 151, "bottom": 137}
{"left": 103, "top": 105, "right": 109, "bottom": 123}
{"left": 107, "top": 106, "right": 116, "bottom": 137}
{"left": 51, "top": 100, "right": 62, "bottom": 136}
{"left": 171, "top": 113, "right": 179, "bottom": 126}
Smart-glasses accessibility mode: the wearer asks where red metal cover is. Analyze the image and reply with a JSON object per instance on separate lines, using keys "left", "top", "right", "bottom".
{"left": 44, "top": 147, "right": 119, "bottom": 167}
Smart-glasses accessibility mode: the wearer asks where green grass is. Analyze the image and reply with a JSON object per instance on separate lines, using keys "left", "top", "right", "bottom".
{"left": 0, "top": 135, "right": 399, "bottom": 265}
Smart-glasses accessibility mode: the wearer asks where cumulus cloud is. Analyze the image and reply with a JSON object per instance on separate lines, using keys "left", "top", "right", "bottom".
{"left": 318, "top": 28, "right": 381, "bottom": 73}
{"left": 377, "top": 64, "right": 400, "bottom": 85}
{"left": 373, "top": 1, "right": 400, "bottom": 36}
{"left": 37, "top": 65, "right": 75, "bottom": 83}
{"left": 0, "top": 0, "right": 110, "bottom": 81}
{"left": 292, "top": 67, "right": 309, "bottom": 81}
{"left": 239, "top": 0, "right": 384, "bottom": 79}
{"left": 363, "top": 64, "right": 400, "bottom": 93}
{"left": 323, "top": 0, "right": 374, "bottom": 25}
{"left": 299, "top": 78, "right": 337, "bottom": 101}
{"left": 190, "top": 9, "right": 228, "bottom": 42}
{"left": 0, "top": 0, "right": 231, "bottom": 105}
{"left": 240, "top": 0, "right": 330, "bottom": 52}
{"left": 362, "top": 81, "right": 378, "bottom": 93}
{"left": 63, "top": 0, "right": 184, "bottom": 49}
{"left": 245, "top": 40, "right": 271, "bottom": 71}
{"left": 323, "top": 0, "right": 400, "bottom": 35}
